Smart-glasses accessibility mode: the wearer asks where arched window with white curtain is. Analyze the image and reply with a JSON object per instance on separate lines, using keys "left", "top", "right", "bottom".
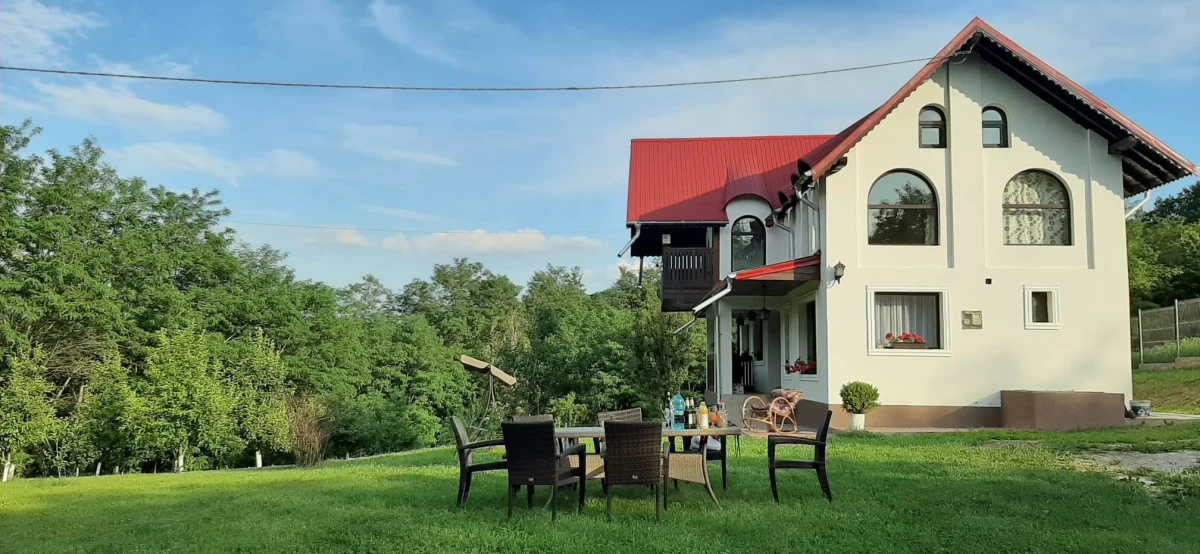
{"left": 1002, "top": 170, "right": 1071, "bottom": 245}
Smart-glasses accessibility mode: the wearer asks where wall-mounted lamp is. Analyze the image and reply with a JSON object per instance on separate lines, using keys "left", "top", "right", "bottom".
{"left": 833, "top": 261, "right": 846, "bottom": 283}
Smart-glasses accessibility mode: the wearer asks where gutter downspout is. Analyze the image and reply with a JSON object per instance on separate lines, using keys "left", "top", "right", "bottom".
{"left": 673, "top": 274, "right": 737, "bottom": 336}
{"left": 772, "top": 210, "right": 795, "bottom": 260}
{"left": 797, "top": 185, "right": 820, "bottom": 256}
{"left": 617, "top": 223, "right": 641, "bottom": 257}
{"left": 1125, "top": 191, "right": 1153, "bottom": 220}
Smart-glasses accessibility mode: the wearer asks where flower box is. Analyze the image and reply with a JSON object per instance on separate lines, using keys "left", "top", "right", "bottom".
{"left": 890, "top": 342, "right": 927, "bottom": 350}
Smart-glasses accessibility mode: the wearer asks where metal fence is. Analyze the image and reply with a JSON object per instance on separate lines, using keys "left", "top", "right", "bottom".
{"left": 1132, "top": 298, "right": 1200, "bottom": 365}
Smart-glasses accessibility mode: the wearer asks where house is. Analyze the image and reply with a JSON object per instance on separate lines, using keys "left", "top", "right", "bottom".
{"left": 619, "top": 18, "right": 1198, "bottom": 429}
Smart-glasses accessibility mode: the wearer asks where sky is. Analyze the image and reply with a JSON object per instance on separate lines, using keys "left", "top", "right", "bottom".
{"left": 2, "top": 0, "right": 1198, "bottom": 292}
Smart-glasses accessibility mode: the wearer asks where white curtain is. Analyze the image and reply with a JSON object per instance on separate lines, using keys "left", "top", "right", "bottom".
{"left": 873, "top": 293, "right": 940, "bottom": 348}
{"left": 1003, "top": 171, "right": 1070, "bottom": 245}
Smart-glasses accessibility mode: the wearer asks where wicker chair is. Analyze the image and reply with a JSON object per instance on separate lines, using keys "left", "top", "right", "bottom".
{"left": 511, "top": 414, "right": 554, "bottom": 423}
{"left": 593, "top": 408, "right": 642, "bottom": 455}
{"left": 742, "top": 389, "right": 805, "bottom": 436}
{"left": 501, "top": 420, "right": 598, "bottom": 521}
{"left": 668, "top": 430, "right": 731, "bottom": 492}
{"left": 768, "top": 410, "right": 833, "bottom": 503}
{"left": 600, "top": 421, "right": 665, "bottom": 521}
{"left": 450, "top": 416, "right": 506, "bottom": 506}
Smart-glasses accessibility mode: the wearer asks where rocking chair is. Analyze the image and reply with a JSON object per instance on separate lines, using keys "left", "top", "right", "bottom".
{"left": 741, "top": 389, "right": 804, "bottom": 436}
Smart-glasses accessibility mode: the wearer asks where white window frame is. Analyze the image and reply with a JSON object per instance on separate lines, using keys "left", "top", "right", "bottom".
{"left": 865, "top": 285, "right": 952, "bottom": 357}
{"left": 1023, "top": 285, "right": 1061, "bottom": 330}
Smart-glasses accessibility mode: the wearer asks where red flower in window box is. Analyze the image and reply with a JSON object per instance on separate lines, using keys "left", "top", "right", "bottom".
{"left": 886, "top": 332, "right": 928, "bottom": 349}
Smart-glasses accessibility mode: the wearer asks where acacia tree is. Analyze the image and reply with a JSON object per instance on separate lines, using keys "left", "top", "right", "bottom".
{"left": 0, "top": 349, "right": 56, "bottom": 483}
{"left": 142, "top": 326, "right": 240, "bottom": 471}
{"left": 76, "top": 353, "right": 148, "bottom": 475}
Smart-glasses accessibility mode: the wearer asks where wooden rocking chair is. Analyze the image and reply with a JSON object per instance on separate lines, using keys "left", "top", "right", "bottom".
{"left": 741, "top": 390, "right": 804, "bottom": 436}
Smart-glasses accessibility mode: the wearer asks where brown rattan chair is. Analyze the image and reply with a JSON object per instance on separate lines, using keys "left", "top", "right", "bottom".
{"left": 450, "top": 416, "right": 506, "bottom": 506}
{"left": 501, "top": 420, "right": 597, "bottom": 521}
{"left": 593, "top": 408, "right": 642, "bottom": 455}
{"left": 511, "top": 414, "right": 554, "bottom": 423}
{"left": 600, "top": 421, "right": 665, "bottom": 521}
{"left": 768, "top": 410, "right": 833, "bottom": 503}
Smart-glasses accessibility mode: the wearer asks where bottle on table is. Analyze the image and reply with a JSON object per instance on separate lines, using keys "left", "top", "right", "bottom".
{"left": 698, "top": 402, "right": 709, "bottom": 430}
{"left": 672, "top": 393, "right": 686, "bottom": 430}
{"left": 684, "top": 398, "right": 696, "bottom": 429}
{"left": 663, "top": 394, "right": 673, "bottom": 428}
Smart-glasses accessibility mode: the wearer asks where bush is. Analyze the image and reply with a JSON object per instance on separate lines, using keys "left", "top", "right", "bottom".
{"left": 840, "top": 381, "right": 880, "bottom": 414}
{"left": 286, "top": 395, "right": 333, "bottom": 467}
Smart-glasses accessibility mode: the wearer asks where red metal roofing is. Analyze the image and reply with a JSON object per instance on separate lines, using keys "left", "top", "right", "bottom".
{"left": 800, "top": 17, "right": 1198, "bottom": 183}
{"left": 626, "top": 135, "right": 833, "bottom": 224}
{"left": 734, "top": 254, "right": 822, "bottom": 280}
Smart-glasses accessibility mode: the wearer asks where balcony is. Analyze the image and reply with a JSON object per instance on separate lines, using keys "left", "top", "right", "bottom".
{"left": 661, "top": 247, "right": 717, "bottom": 312}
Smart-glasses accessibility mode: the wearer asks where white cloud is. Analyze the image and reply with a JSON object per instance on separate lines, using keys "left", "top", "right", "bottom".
{"left": 331, "top": 229, "right": 372, "bottom": 247}
{"left": 380, "top": 229, "right": 605, "bottom": 255}
{"left": 0, "top": 0, "right": 102, "bottom": 66}
{"left": 606, "top": 259, "right": 640, "bottom": 282}
{"left": 261, "top": 0, "right": 362, "bottom": 55}
{"left": 110, "top": 143, "right": 321, "bottom": 185}
{"left": 365, "top": 0, "right": 460, "bottom": 66}
{"left": 31, "top": 82, "right": 227, "bottom": 133}
{"left": 111, "top": 142, "right": 245, "bottom": 185}
{"left": 254, "top": 149, "right": 320, "bottom": 178}
{"left": 361, "top": 205, "right": 440, "bottom": 221}
{"left": 338, "top": 123, "right": 458, "bottom": 166}
{"left": 94, "top": 54, "right": 193, "bottom": 78}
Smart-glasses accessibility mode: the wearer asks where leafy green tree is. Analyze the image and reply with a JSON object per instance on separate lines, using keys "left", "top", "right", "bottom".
{"left": 77, "top": 353, "right": 148, "bottom": 475}
{"left": 394, "top": 259, "right": 521, "bottom": 358}
{"left": 0, "top": 348, "right": 56, "bottom": 483}
{"left": 222, "top": 330, "right": 293, "bottom": 467}
{"left": 1142, "top": 181, "right": 1200, "bottom": 224}
{"left": 142, "top": 326, "right": 240, "bottom": 471}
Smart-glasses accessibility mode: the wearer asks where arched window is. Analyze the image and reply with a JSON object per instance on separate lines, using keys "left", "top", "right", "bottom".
{"left": 1003, "top": 170, "right": 1071, "bottom": 245}
{"left": 982, "top": 107, "right": 1008, "bottom": 148}
{"left": 731, "top": 216, "right": 765, "bottom": 271}
{"left": 919, "top": 106, "right": 946, "bottom": 148}
{"left": 868, "top": 171, "right": 938, "bottom": 245}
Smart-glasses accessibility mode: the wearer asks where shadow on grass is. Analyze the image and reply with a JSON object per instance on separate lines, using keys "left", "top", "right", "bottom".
{"left": 4, "top": 442, "right": 1200, "bottom": 554}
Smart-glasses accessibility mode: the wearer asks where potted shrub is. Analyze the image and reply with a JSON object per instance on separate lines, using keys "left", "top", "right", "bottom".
{"left": 840, "top": 381, "right": 880, "bottom": 431}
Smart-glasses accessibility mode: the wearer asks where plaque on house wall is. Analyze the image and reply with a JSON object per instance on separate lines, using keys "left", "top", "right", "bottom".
{"left": 962, "top": 310, "right": 983, "bottom": 329}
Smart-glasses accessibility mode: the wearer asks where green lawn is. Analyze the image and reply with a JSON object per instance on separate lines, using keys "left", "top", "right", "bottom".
{"left": 4, "top": 428, "right": 1200, "bottom": 553}
{"left": 1134, "top": 368, "right": 1200, "bottom": 414}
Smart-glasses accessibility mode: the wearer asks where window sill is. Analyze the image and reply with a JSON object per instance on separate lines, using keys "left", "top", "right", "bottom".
{"left": 868, "top": 348, "right": 951, "bottom": 358}
{"left": 793, "top": 375, "right": 821, "bottom": 382}
{"left": 1024, "top": 322, "right": 1060, "bottom": 331}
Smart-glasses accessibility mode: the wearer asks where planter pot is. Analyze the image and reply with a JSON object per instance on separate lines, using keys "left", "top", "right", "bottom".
{"left": 849, "top": 413, "right": 866, "bottom": 431}
{"left": 1130, "top": 399, "right": 1152, "bottom": 418}
{"left": 890, "top": 342, "right": 927, "bottom": 350}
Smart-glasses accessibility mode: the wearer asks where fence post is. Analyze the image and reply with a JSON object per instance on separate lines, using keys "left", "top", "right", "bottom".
{"left": 1176, "top": 299, "right": 1182, "bottom": 360}
{"left": 1138, "top": 308, "right": 1144, "bottom": 366}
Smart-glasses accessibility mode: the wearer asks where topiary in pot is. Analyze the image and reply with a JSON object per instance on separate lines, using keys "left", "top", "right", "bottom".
{"left": 839, "top": 381, "right": 879, "bottom": 431}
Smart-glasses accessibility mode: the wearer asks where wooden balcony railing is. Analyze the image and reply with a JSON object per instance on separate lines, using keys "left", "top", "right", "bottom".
{"left": 662, "top": 247, "right": 717, "bottom": 292}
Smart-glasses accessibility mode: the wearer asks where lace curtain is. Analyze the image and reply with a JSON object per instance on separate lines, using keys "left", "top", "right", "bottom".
{"left": 1003, "top": 171, "right": 1070, "bottom": 245}
{"left": 873, "top": 293, "right": 941, "bottom": 348}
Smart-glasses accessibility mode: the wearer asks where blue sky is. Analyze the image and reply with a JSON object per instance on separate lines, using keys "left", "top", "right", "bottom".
{"left": 2, "top": 0, "right": 1198, "bottom": 292}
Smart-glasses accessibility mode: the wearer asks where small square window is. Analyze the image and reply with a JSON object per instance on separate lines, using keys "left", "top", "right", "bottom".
{"left": 1024, "top": 286, "right": 1060, "bottom": 329}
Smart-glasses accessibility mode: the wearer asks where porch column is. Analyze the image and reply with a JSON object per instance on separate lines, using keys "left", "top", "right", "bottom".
{"left": 714, "top": 301, "right": 734, "bottom": 397}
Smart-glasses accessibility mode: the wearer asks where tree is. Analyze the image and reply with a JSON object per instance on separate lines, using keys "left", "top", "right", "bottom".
{"left": 0, "top": 348, "right": 55, "bottom": 482}
{"left": 1142, "top": 181, "right": 1200, "bottom": 224}
{"left": 222, "top": 330, "right": 293, "bottom": 468}
{"left": 628, "top": 281, "right": 706, "bottom": 406}
{"left": 76, "top": 353, "right": 148, "bottom": 475}
{"left": 142, "top": 326, "right": 240, "bottom": 471}
{"left": 393, "top": 259, "right": 521, "bottom": 358}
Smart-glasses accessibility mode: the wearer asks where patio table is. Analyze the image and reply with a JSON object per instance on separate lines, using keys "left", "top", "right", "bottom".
{"left": 555, "top": 425, "right": 741, "bottom": 505}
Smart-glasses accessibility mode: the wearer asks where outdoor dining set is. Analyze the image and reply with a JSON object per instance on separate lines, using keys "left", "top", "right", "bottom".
{"left": 449, "top": 406, "right": 834, "bottom": 521}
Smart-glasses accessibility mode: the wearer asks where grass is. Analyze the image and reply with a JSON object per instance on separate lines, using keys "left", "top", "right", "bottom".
{"left": 1134, "top": 368, "right": 1200, "bottom": 415}
{"left": 4, "top": 428, "right": 1200, "bottom": 553}
{"left": 1134, "top": 337, "right": 1200, "bottom": 367}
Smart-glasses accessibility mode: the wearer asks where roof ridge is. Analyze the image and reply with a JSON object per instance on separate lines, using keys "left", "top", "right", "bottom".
{"left": 632, "top": 134, "right": 836, "bottom": 143}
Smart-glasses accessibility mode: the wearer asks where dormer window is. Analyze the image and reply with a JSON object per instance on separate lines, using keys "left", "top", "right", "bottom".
{"left": 983, "top": 107, "right": 1009, "bottom": 148}
{"left": 731, "top": 216, "right": 765, "bottom": 271}
{"left": 919, "top": 106, "right": 946, "bottom": 148}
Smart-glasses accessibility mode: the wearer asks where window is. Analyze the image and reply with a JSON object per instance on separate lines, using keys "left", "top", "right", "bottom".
{"left": 1003, "top": 170, "right": 1071, "bottom": 245}
{"left": 982, "top": 107, "right": 1008, "bottom": 148}
{"left": 731, "top": 216, "right": 765, "bottom": 271}
{"left": 867, "top": 171, "right": 938, "bottom": 245}
{"left": 1024, "top": 286, "right": 1060, "bottom": 329}
{"left": 919, "top": 106, "right": 946, "bottom": 148}
{"left": 873, "top": 292, "right": 943, "bottom": 349}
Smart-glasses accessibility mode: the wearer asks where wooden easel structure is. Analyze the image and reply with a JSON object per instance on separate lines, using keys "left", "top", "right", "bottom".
{"left": 460, "top": 355, "right": 517, "bottom": 441}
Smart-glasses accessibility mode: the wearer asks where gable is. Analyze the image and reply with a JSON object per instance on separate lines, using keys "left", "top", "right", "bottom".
{"left": 799, "top": 18, "right": 1196, "bottom": 196}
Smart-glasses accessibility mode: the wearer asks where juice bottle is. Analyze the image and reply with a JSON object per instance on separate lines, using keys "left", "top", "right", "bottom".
{"left": 698, "top": 403, "right": 709, "bottom": 430}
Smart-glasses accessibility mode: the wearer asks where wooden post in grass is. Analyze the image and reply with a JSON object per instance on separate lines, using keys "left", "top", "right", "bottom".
{"left": 1176, "top": 299, "right": 1181, "bottom": 360}
{"left": 1138, "top": 309, "right": 1144, "bottom": 367}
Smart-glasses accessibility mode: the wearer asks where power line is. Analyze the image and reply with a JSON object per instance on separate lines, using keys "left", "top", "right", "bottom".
{"left": 0, "top": 53, "right": 961, "bottom": 92}
{"left": 226, "top": 220, "right": 615, "bottom": 235}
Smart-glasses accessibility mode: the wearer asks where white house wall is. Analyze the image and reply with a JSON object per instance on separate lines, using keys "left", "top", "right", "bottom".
{"left": 819, "top": 54, "right": 1133, "bottom": 409}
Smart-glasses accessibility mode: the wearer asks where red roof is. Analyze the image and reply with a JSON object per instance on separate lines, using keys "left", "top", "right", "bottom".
{"left": 627, "top": 135, "right": 833, "bottom": 224}
{"left": 800, "top": 17, "right": 1197, "bottom": 187}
